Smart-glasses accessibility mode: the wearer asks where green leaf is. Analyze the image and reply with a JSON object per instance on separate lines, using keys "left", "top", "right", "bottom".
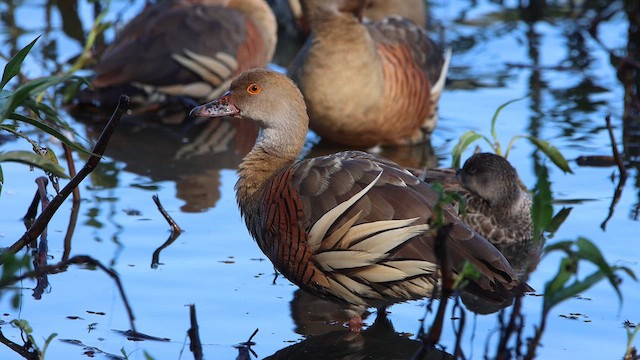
{"left": 7, "top": 112, "right": 95, "bottom": 156}
{"left": 575, "top": 237, "right": 624, "bottom": 304}
{"left": 0, "top": 36, "right": 41, "bottom": 90}
{"left": 543, "top": 257, "right": 576, "bottom": 312}
{"left": 527, "top": 136, "right": 573, "bottom": 174}
{"left": 545, "top": 207, "right": 573, "bottom": 237}
{"left": 543, "top": 240, "right": 574, "bottom": 255}
{"left": 11, "top": 319, "right": 33, "bottom": 334}
{"left": 0, "top": 150, "right": 69, "bottom": 178}
{"left": 0, "top": 74, "right": 77, "bottom": 119}
{"left": 490, "top": 96, "right": 527, "bottom": 143}
{"left": 452, "top": 261, "right": 481, "bottom": 290}
{"left": 546, "top": 269, "right": 606, "bottom": 312}
{"left": 42, "top": 332, "right": 58, "bottom": 356}
{"left": 451, "top": 131, "right": 489, "bottom": 168}
{"left": 532, "top": 163, "right": 553, "bottom": 236}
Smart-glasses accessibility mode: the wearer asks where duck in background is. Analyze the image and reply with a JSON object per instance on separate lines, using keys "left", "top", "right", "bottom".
{"left": 268, "top": 0, "right": 426, "bottom": 39}
{"left": 288, "top": 0, "right": 451, "bottom": 147}
{"left": 422, "top": 153, "right": 540, "bottom": 276}
{"left": 76, "top": 0, "right": 277, "bottom": 119}
{"left": 190, "top": 69, "right": 524, "bottom": 331}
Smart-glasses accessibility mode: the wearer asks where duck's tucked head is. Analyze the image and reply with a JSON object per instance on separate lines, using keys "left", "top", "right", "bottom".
{"left": 457, "top": 153, "right": 522, "bottom": 208}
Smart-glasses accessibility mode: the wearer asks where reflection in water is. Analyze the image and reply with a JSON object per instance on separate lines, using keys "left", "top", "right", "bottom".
{"left": 280, "top": 286, "right": 524, "bottom": 358}
{"left": 268, "top": 291, "right": 452, "bottom": 360}
{"left": 80, "top": 115, "right": 258, "bottom": 212}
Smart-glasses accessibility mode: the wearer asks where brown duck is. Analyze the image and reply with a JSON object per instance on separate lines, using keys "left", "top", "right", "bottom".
{"left": 288, "top": 0, "right": 450, "bottom": 147}
{"left": 423, "top": 153, "right": 539, "bottom": 277}
{"left": 191, "top": 69, "right": 521, "bottom": 331}
{"left": 81, "top": 0, "right": 277, "bottom": 111}
{"left": 271, "top": 0, "right": 427, "bottom": 38}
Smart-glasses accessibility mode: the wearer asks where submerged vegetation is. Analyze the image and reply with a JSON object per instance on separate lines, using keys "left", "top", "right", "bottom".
{"left": 0, "top": 0, "right": 638, "bottom": 359}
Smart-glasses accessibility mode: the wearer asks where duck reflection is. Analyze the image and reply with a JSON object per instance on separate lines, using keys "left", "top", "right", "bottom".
{"left": 265, "top": 290, "right": 451, "bottom": 360}
{"left": 81, "top": 116, "right": 258, "bottom": 212}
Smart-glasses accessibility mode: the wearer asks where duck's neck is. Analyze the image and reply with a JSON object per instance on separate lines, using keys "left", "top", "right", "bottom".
{"left": 235, "top": 128, "right": 304, "bottom": 218}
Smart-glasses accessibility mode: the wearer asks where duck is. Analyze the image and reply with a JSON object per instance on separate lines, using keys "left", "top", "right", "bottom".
{"left": 288, "top": 0, "right": 450, "bottom": 147}
{"left": 79, "top": 0, "right": 277, "bottom": 113}
{"left": 190, "top": 68, "right": 523, "bottom": 331}
{"left": 424, "top": 153, "right": 533, "bottom": 246}
{"left": 422, "top": 153, "right": 539, "bottom": 276}
{"left": 269, "top": 0, "right": 427, "bottom": 39}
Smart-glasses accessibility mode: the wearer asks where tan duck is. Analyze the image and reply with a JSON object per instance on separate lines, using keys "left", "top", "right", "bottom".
{"left": 80, "top": 0, "right": 276, "bottom": 112}
{"left": 190, "top": 69, "right": 523, "bottom": 331}
{"left": 270, "top": 0, "right": 427, "bottom": 38}
{"left": 288, "top": 0, "right": 450, "bottom": 147}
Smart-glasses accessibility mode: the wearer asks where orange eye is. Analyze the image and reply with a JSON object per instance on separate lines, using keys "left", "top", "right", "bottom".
{"left": 247, "top": 83, "right": 261, "bottom": 94}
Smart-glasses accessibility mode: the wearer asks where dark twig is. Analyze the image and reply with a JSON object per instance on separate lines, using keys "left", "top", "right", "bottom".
{"left": 451, "top": 296, "right": 466, "bottom": 360}
{"left": 150, "top": 195, "right": 183, "bottom": 268}
{"left": 0, "top": 95, "right": 129, "bottom": 261}
{"left": 22, "top": 185, "right": 41, "bottom": 231}
{"left": 0, "top": 328, "right": 40, "bottom": 360}
{"left": 607, "top": 115, "right": 627, "bottom": 177}
{"left": 34, "top": 177, "right": 50, "bottom": 243}
{"left": 152, "top": 194, "right": 182, "bottom": 234}
{"left": 151, "top": 231, "right": 181, "bottom": 269}
{"left": 62, "top": 143, "right": 81, "bottom": 262}
{"left": 495, "top": 284, "right": 526, "bottom": 359}
{"left": 601, "top": 114, "right": 628, "bottom": 230}
{"left": 235, "top": 328, "right": 259, "bottom": 360}
{"left": 0, "top": 255, "right": 137, "bottom": 332}
{"left": 33, "top": 177, "right": 51, "bottom": 300}
{"left": 413, "top": 223, "right": 454, "bottom": 359}
{"left": 187, "top": 304, "right": 203, "bottom": 360}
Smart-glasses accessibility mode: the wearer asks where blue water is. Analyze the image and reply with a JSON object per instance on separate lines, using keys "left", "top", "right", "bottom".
{"left": 0, "top": 0, "right": 638, "bottom": 359}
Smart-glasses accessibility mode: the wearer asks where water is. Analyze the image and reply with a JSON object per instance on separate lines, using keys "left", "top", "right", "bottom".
{"left": 0, "top": 0, "right": 638, "bottom": 359}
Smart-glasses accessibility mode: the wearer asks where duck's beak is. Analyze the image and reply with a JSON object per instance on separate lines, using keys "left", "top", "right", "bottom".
{"left": 189, "top": 91, "right": 239, "bottom": 118}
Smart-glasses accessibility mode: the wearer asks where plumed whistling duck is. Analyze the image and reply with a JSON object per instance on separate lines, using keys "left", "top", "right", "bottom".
{"left": 80, "top": 0, "right": 277, "bottom": 113}
{"left": 190, "top": 69, "right": 524, "bottom": 331}
{"left": 288, "top": 0, "right": 450, "bottom": 147}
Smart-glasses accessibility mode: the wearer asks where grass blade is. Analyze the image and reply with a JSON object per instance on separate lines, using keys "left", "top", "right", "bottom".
{"left": 0, "top": 35, "right": 41, "bottom": 90}
{"left": 0, "top": 150, "right": 69, "bottom": 178}
{"left": 451, "top": 130, "right": 489, "bottom": 168}
{"left": 527, "top": 136, "right": 573, "bottom": 173}
{"left": 7, "top": 112, "right": 95, "bottom": 156}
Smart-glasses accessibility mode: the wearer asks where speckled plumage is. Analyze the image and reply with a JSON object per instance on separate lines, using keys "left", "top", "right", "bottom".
{"left": 423, "top": 153, "right": 539, "bottom": 275}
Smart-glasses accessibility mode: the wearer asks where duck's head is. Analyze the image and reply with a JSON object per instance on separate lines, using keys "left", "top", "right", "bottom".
{"left": 190, "top": 68, "right": 309, "bottom": 155}
{"left": 457, "top": 153, "right": 522, "bottom": 208}
{"left": 302, "top": 0, "right": 369, "bottom": 21}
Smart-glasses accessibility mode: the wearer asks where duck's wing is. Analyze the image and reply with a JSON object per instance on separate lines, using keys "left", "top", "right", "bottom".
{"left": 367, "top": 17, "right": 447, "bottom": 87}
{"left": 258, "top": 151, "right": 518, "bottom": 306}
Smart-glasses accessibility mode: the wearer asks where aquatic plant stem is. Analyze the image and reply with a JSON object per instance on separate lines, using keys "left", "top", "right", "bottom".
{"left": 153, "top": 194, "right": 183, "bottom": 234}
{"left": 62, "top": 143, "right": 80, "bottom": 261}
{"left": 0, "top": 255, "right": 137, "bottom": 332}
{"left": 600, "top": 114, "right": 628, "bottom": 230}
{"left": 188, "top": 304, "right": 203, "bottom": 360}
{"left": 0, "top": 95, "right": 129, "bottom": 261}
